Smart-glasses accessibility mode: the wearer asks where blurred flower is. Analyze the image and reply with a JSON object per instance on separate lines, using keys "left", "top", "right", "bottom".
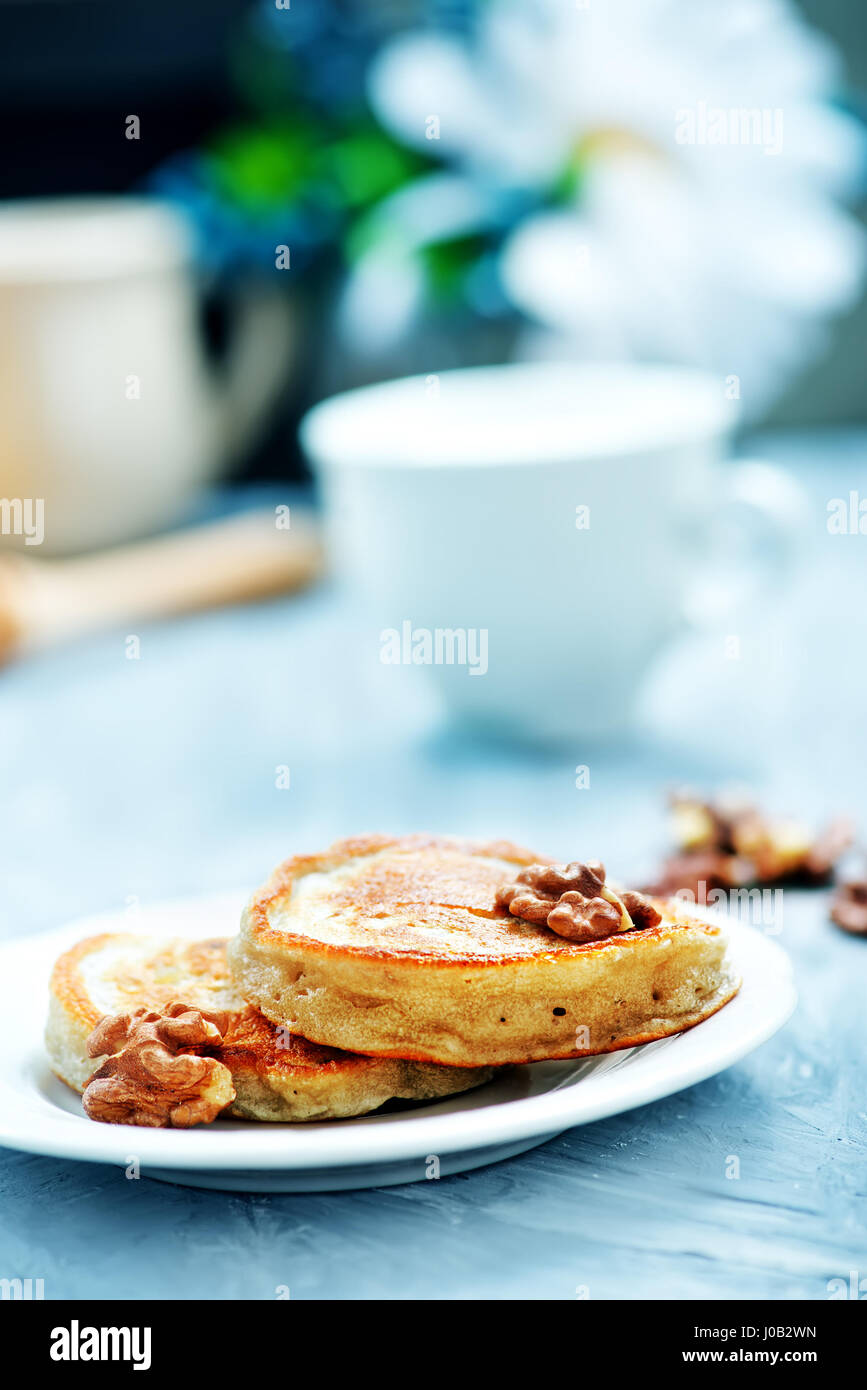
{"left": 338, "top": 171, "right": 518, "bottom": 352}
{"left": 249, "top": 0, "right": 406, "bottom": 118}
{"left": 368, "top": 0, "right": 867, "bottom": 411}
{"left": 152, "top": 115, "right": 422, "bottom": 279}
{"left": 151, "top": 0, "right": 423, "bottom": 279}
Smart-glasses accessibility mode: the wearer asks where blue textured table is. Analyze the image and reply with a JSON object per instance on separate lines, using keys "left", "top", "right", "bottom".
{"left": 1, "top": 430, "right": 865, "bottom": 1300}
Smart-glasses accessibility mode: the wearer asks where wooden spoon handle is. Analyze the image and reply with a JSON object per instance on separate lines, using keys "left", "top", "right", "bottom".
{"left": 7, "top": 509, "right": 323, "bottom": 654}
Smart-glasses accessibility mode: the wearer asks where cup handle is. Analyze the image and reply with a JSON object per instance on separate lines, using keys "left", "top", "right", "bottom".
{"left": 682, "top": 458, "right": 809, "bottom": 626}
{"left": 202, "top": 283, "right": 295, "bottom": 460}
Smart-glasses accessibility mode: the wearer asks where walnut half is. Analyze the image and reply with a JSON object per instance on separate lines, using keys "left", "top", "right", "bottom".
{"left": 830, "top": 879, "right": 867, "bottom": 936}
{"left": 82, "top": 1001, "right": 236, "bottom": 1128}
{"left": 495, "top": 861, "right": 662, "bottom": 943}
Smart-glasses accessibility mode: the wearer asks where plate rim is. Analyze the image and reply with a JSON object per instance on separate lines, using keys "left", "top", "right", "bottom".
{"left": 0, "top": 892, "right": 797, "bottom": 1172}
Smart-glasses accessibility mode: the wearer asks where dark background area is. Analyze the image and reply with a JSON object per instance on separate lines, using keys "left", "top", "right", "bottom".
{"left": 0, "top": 0, "right": 247, "bottom": 196}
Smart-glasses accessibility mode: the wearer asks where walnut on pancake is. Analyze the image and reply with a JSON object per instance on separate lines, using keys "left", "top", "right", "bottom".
{"left": 495, "top": 860, "right": 662, "bottom": 942}
{"left": 82, "top": 1001, "right": 235, "bottom": 1127}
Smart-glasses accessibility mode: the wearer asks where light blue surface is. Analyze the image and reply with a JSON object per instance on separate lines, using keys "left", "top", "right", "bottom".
{"left": 1, "top": 431, "right": 865, "bottom": 1300}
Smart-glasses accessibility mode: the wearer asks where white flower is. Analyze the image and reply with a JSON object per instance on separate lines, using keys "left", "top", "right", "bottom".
{"left": 338, "top": 171, "right": 497, "bottom": 353}
{"left": 368, "top": 0, "right": 866, "bottom": 412}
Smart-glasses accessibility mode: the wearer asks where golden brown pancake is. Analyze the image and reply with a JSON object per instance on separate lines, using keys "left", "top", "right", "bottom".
{"left": 46, "top": 933, "right": 495, "bottom": 1121}
{"left": 228, "top": 834, "right": 740, "bottom": 1067}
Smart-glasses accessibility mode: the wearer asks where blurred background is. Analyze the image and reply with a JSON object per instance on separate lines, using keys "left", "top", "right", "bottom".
{"left": 0, "top": 0, "right": 866, "bottom": 922}
{"left": 1, "top": 0, "right": 866, "bottom": 486}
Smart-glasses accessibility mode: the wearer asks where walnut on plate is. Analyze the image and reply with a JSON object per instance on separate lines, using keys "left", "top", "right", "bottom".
{"left": 495, "top": 860, "right": 661, "bottom": 943}
{"left": 82, "top": 1001, "right": 235, "bottom": 1128}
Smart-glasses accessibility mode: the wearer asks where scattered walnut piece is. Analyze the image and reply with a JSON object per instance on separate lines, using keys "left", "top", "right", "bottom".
{"left": 82, "top": 1001, "right": 236, "bottom": 1128}
{"left": 642, "top": 790, "right": 853, "bottom": 897}
{"left": 495, "top": 861, "right": 661, "bottom": 943}
{"left": 641, "top": 848, "right": 754, "bottom": 899}
{"left": 829, "top": 880, "right": 867, "bottom": 937}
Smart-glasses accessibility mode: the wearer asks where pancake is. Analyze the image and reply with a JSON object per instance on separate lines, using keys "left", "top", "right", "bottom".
{"left": 228, "top": 834, "right": 740, "bottom": 1067}
{"left": 46, "top": 933, "right": 495, "bottom": 1122}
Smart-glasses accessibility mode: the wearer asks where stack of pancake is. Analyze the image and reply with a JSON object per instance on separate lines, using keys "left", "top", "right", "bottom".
{"left": 47, "top": 835, "right": 739, "bottom": 1124}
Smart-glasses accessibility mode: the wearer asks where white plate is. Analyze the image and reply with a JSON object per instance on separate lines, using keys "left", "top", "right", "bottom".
{"left": 0, "top": 894, "right": 796, "bottom": 1191}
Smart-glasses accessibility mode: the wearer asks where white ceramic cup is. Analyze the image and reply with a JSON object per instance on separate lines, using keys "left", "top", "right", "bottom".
{"left": 301, "top": 362, "right": 805, "bottom": 742}
{"left": 0, "top": 198, "right": 291, "bottom": 554}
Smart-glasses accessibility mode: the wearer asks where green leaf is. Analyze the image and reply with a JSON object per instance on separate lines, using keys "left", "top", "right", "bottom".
{"left": 204, "top": 123, "right": 318, "bottom": 212}
{"left": 319, "top": 130, "right": 425, "bottom": 209}
{"left": 419, "top": 233, "right": 489, "bottom": 304}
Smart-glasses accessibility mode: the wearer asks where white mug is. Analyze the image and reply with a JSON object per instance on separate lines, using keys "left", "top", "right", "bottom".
{"left": 0, "top": 198, "right": 292, "bottom": 554}
{"left": 301, "top": 362, "right": 805, "bottom": 742}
